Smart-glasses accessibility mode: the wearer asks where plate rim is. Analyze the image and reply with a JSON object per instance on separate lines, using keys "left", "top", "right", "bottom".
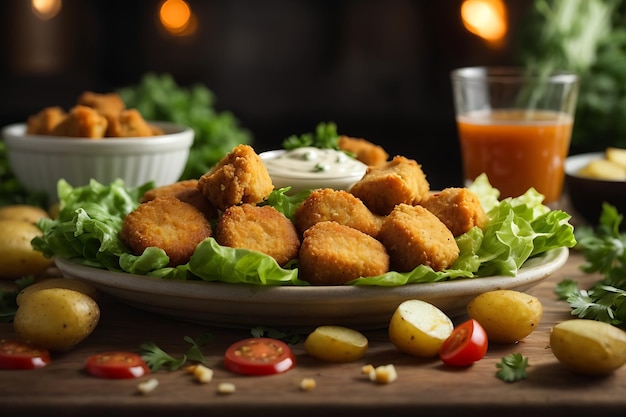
{"left": 55, "top": 247, "right": 569, "bottom": 303}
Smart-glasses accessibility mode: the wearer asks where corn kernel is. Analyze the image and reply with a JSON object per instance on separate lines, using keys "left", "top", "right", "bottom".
{"left": 300, "top": 377, "right": 316, "bottom": 391}
{"left": 369, "top": 364, "right": 398, "bottom": 384}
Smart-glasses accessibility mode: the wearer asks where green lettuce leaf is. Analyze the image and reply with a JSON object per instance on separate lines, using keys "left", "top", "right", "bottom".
{"left": 33, "top": 174, "right": 576, "bottom": 287}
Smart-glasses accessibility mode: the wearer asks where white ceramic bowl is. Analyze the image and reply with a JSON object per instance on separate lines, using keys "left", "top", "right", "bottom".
{"left": 259, "top": 148, "right": 367, "bottom": 194}
{"left": 2, "top": 122, "right": 194, "bottom": 201}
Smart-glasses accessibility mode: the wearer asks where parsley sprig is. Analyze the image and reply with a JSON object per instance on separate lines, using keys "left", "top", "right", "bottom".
{"left": 139, "top": 333, "right": 213, "bottom": 372}
{"left": 282, "top": 122, "right": 340, "bottom": 150}
{"left": 555, "top": 203, "right": 626, "bottom": 326}
{"left": 496, "top": 353, "right": 529, "bottom": 383}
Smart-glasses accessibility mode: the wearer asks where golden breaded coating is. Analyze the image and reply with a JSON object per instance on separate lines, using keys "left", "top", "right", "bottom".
{"left": 420, "top": 187, "right": 487, "bottom": 236}
{"left": 197, "top": 144, "right": 274, "bottom": 210}
{"left": 119, "top": 196, "right": 212, "bottom": 267}
{"left": 377, "top": 204, "right": 459, "bottom": 272}
{"left": 294, "top": 188, "right": 383, "bottom": 237}
{"left": 338, "top": 135, "right": 389, "bottom": 167}
{"left": 50, "top": 105, "right": 108, "bottom": 138}
{"left": 77, "top": 91, "right": 126, "bottom": 119}
{"left": 298, "top": 221, "right": 389, "bottom": 285}
{"left": 215, "top": 204, "right": 300, "bottom": 266}
{"left": 106, "top": 109, "right": 155, "bottom": 137}
{"left": 349, "top": 156, "right": 430, "bottom": 215}
{"left": 141, "top": 179, "right": 217, "bottom": 221}
{"left": 26, "top": 106, "right": 67, "bottom": 135}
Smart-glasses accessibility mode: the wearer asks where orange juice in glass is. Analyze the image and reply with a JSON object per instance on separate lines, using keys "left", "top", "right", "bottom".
{"left": 451, "top": 67, "right": 578, "bottom": 205}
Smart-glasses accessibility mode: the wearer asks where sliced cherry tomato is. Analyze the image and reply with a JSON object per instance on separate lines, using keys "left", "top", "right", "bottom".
{"left": 85, "top": 351, "right": 150, "bottom": 379}
{"left": 439, "top": 319, "right": 488, "bottom": 367}
{"left": 0, "top": 339, "right": 51, "bottom": 370}
{"left": 224, "top": 337, "right": 296, "bottom": 376}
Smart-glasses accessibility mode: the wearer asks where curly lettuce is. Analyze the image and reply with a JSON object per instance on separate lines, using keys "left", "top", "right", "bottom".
{"left": 33, "top": 175, "right": 576, "bottom": 286}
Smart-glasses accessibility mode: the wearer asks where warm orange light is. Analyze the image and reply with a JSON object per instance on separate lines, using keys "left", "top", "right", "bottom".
{"left": 461, "top": 0, "right": 507, "bottom": 45}
{"left": 159, "top": 0, "right": 196, "bottom": 36}
{"left": 31, "top": 0, "right": 62, "bottom": 20}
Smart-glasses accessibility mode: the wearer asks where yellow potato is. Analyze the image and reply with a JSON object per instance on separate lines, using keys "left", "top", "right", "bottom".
{"left": 16, "top": 277, "right": 99, "bottom": 306}
{"left": 0, "top": 219, "right": 55, "bottom": 280}
{"left": 550, "top": 319, "right": 626, "bottom": 376}
{"left": 467, "top": 289, "right": 542, "bottom": 343}
{"left": 304, "top": 325, "right": 368, "bottom": 362}
{"left": 0, "top": 204, "right": 50, "bottom": 224}
{"left": 13, "top": 287, "right": 100, "bottom": 351}
{"left": 606, "top": 147, "right": 626, "bottom": 168}
{"left": 577, "top": 159, "right": 626, "bottom": 180}
{"left": 388, "top": 299, "right": 453, "bottom": 357}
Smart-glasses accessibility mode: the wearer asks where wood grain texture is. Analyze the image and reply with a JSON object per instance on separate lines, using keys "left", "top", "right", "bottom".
{"left": 1, "top": 249, "right": 624, "bottom": 417}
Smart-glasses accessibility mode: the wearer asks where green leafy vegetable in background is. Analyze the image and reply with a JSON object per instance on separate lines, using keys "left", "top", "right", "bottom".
{"left": 33, "top": 174, "right": 576, "bottom": 286}
{"left": 496, "top": 353, "right": 529, "bottom": 383}
{"left": 555, "top": 203, "right": 626, "bottom": 327}
{"left": 117, "top": 72, "right": 253, "bottom": 180}
{"left": 518, "top": 0, "right": 626, "bottom": 151}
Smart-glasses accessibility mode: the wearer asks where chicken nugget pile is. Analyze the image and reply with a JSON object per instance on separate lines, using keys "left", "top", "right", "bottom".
{"left": 119, "top": 142, "right": 488, "bottom": 285}
{"left": 26, "top": 91, "right": 163, "bottom": 138}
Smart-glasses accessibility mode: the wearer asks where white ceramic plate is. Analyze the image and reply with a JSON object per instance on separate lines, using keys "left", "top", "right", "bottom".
{"left": 55, "top": 247, "right": 569, "bottom": 331}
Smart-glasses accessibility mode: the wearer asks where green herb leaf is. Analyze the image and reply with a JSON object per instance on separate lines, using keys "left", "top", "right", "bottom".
{"left": 250, "top": 326, "right": 300, "bottom": 344}
{"left": 558, "top": 203, "right": 626, "bottom": 326}
{"left": 282, "top": 122, "right": 340, "bottom": 150}
{"left": 139, "top": 342, "right": 187, "bottom": 372}
{"left": 496, "top": 353, "right": 529, "bottom": 383}
{"left": 139, "top": 333, "right": 213, "bottom": 372}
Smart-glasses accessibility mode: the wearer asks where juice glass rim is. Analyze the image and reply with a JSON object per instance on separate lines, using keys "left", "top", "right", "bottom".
{"left": 451, "top": 66, "right": 578, "bottom": 85}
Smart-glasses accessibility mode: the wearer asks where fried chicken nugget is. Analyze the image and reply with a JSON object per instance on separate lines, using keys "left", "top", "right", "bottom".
{"left": 298, "top": 221, "right": 389, "bottom": 285}
{"left": 77, "top": 91, "right": 126, "bottom": 119}
{"left": 119, "top": 195, "right": 212, "bottom": 267}
{"left": 338, "top": 135, "right": 389, "bottom": 167}
{"left": 140, "top": 179, "right": 217, "bottom": 221}
{"left": 294, "top": 188, "right": 383, "bottom": 237}
{"left": 377, "top": 204, "right": 459, "bottom": 272}
{"left": 106, "top": 108, "right": 155, "bottom": 137}
{"left": 420, "top": 187, "right": 487, "bottom": 237}
{"left": 26, "top": 106, "right": 67, "bottom": 135}
{"left": 215, "top": 204, "right": 300, "bottom": 266}
{"left": 349, "top": 156, "right": 430, "bottom": 215}
{"left": 50, "top": 105, "right": 108, "bottom": 138}
{"left": 197, "top": 144, "right": 274, "bottom": 210}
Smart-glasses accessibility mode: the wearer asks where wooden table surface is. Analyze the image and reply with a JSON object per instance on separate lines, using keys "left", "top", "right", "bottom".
{"left": 1, "top": 249, "right": 625, "bottom": 417}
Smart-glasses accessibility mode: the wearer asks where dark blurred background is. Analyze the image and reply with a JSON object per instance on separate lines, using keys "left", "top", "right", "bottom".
{"left": 0, "top": 0, "right": 533, "bottom": 190}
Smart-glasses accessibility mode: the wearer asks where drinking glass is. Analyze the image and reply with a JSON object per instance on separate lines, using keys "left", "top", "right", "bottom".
{"left": 451, "top": 67, "right": 579, "bottom": 205}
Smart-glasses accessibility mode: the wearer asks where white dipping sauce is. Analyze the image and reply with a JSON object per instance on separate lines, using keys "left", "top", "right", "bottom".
{"left": 260, "top": 147, "right": 368, "bottom": 194}
{"left": 261, "top": 147, "right": 367, "bottom": 179}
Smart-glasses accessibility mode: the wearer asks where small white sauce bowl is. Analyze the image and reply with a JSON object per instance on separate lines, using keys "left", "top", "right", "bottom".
{"left": 2, "top": 122, "right": 194, "bottom": 201}
{"left": 259, "top": 149, "right": 367, "bottom": 194}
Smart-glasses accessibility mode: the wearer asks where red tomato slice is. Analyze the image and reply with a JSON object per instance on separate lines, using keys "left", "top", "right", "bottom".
{"left": 439, "top": 319, "right": 488, "bottom": 367}
{"left": 224, "top": 337, "right": 296, "bottom": 376}
{"left": 85, "top": 352, "right": 150, "bottom": 379}
{"left": 0, "top": 339, "right": 51, "bottom": 370}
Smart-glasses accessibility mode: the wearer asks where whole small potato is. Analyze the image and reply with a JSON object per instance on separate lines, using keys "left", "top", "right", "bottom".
{"left": 388, "top": 299, "right": 453, "bottom": 357}
{"left": 0, "top": 204, "right": 50, "bottom": 224}
{"left": 16, "top": 277, "right": 99, "bottom": 306}
{"left": 467, "top": 289, "right": 542, "bottom": 343}
{"left": 0, "top": 219, "right": 55, "bottom": 280}
{"left": 14, "top": 288, "right": 100, "bottom": 351}
{"left": 550, "top": 319, "right": 626, "bottom": 375}
{"left": 304, "top": 325, "right": 368, "bottom": 362}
